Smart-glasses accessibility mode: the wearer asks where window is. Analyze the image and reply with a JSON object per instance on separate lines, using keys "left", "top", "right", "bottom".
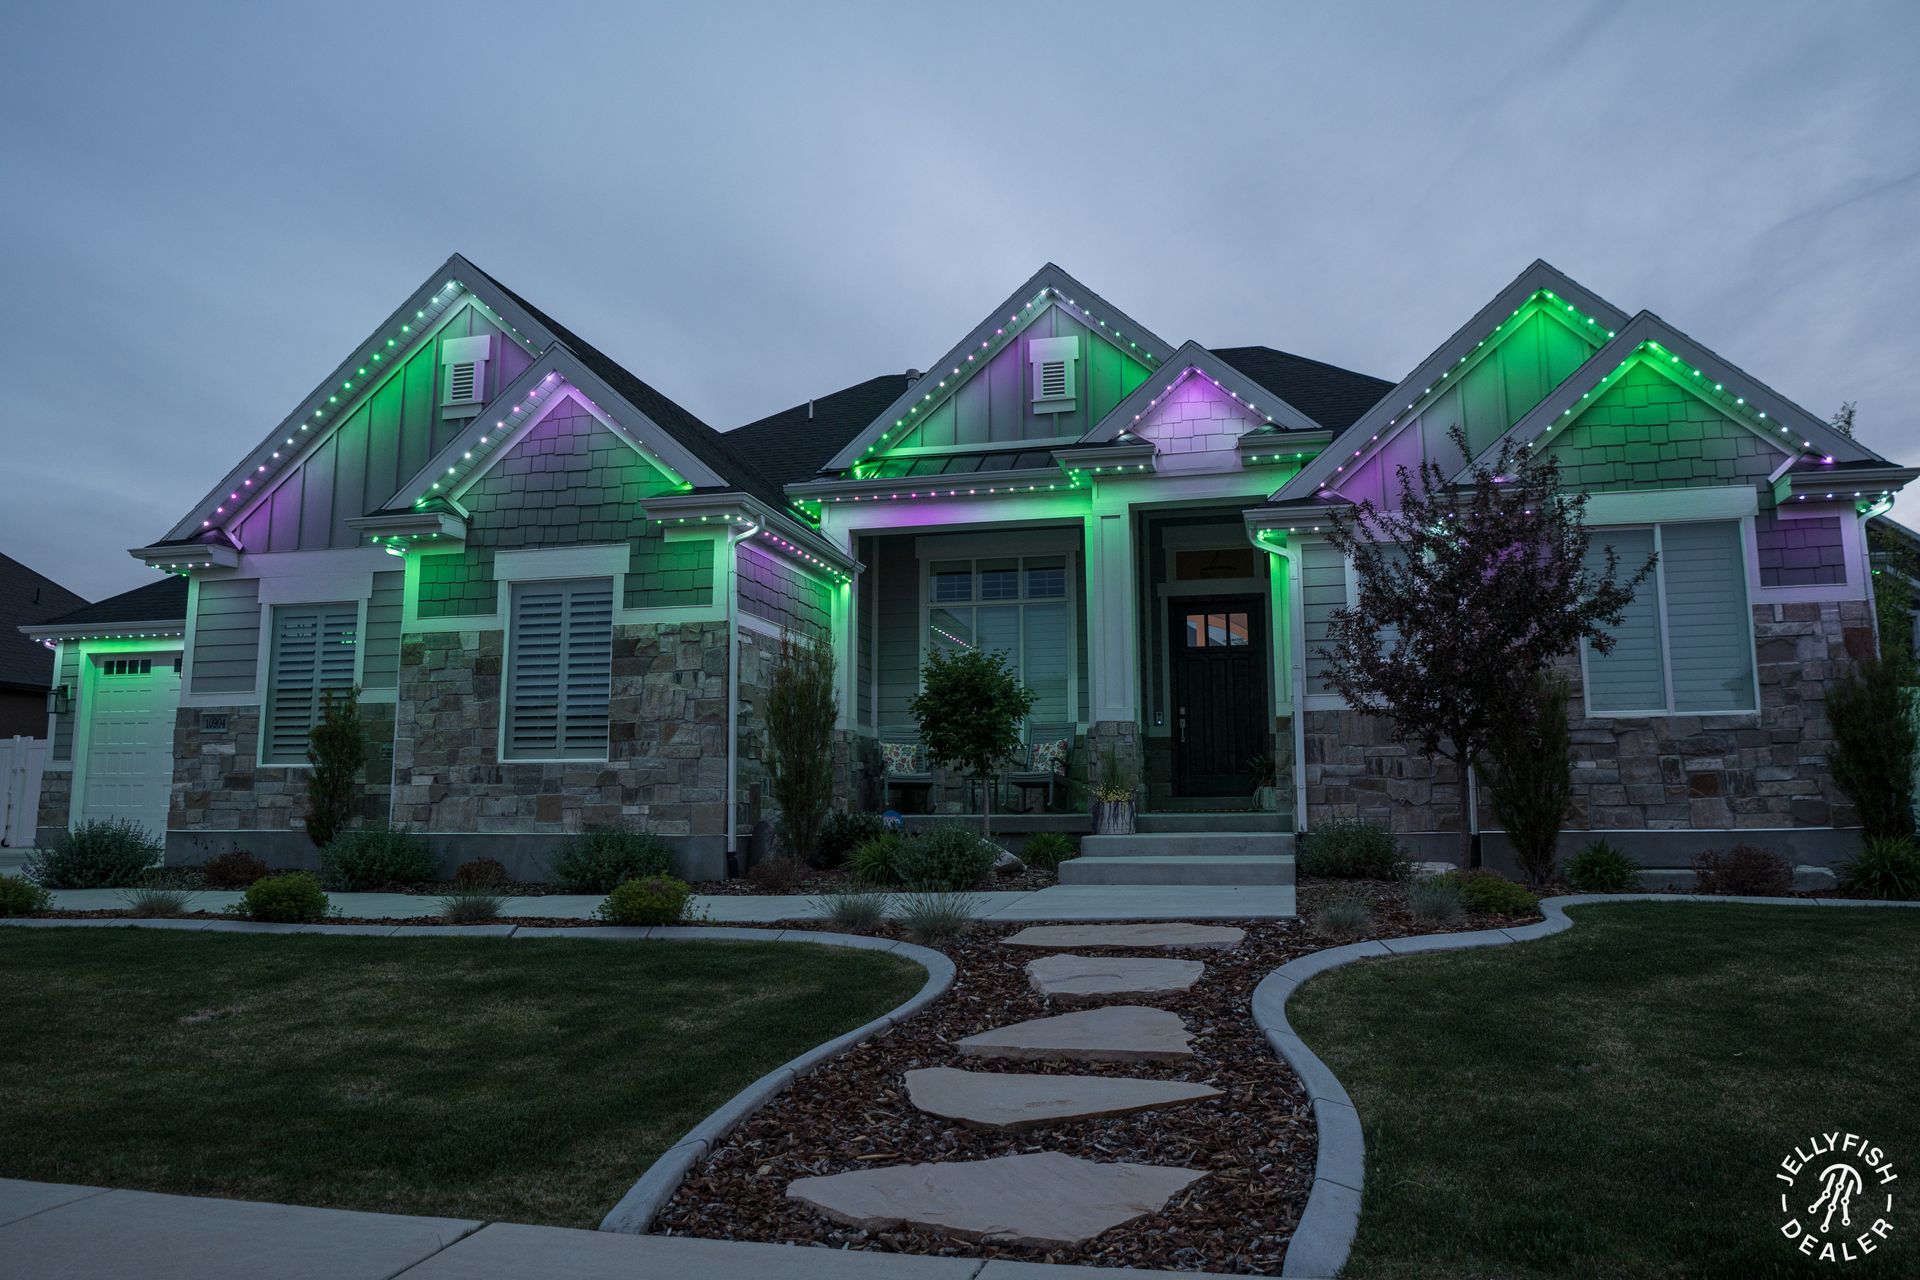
{"left": 1184, "top": 611, "right": 1249, "bottom": 647}
{"left": 1027, "top": 336, "right": 1079, "bottom": 414}
{"left": 505, "top": 578, "right": 613, "bottom": 759}
{"left": 926, "top": 555, "right": 1072, "bottom": 723}
{"left": 265, "top": 604, "right": 358, "bottom": 764}
{"left": 1582, "top": 520, "right": 1755, "bottom": 714}
{"left": 440, "top": 334, "right": 491, "bottom": 416}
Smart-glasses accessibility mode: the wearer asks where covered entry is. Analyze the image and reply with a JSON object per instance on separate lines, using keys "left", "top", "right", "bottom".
{"left": 75, "top": 650, "right": 180, "bottom": 839}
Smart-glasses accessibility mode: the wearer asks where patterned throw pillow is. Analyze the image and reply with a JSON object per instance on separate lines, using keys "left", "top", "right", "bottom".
{"left": 1027, "top": 738, "right": 1070, "bottom": 775}
{"left": 880, "top": 741, "right": 920, "bottom": 774}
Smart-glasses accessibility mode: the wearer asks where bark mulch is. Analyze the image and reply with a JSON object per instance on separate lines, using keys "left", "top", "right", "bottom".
{"left": 653, "top": 882, "right": 1539, "bottom": 1274}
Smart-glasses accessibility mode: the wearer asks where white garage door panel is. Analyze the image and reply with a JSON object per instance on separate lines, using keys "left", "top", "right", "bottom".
{"left": 81, "top": 656, "right": 181, "bottom": 839}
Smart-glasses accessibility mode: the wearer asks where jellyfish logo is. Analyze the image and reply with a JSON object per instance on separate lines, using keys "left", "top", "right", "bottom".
{"left": 1776, "top": 1132, "right": 1898, "bottom": 1264}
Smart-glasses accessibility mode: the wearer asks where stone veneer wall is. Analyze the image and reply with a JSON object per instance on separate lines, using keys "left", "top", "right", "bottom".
{"left": 390, "top": 622, "right": 731, "bottom": 878}
{"left": 1086, "top": 720, "right": 1141, "bottom": 798}
{"left": 34, "top": 768, "right": 72, "bottom": 837}
{"left": 1303, "top": 601, "right": 1872, "bottom": 858}
{"left": 161, "top": 703, "right": 396, "bottom": 863}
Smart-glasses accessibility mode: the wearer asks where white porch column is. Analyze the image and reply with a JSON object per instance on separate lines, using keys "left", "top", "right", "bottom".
{"left": 1084, "top": 503, "right": 1138, "bottom": 724}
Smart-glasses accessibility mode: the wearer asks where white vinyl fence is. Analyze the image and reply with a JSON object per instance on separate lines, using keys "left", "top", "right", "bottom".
{"left": 1, "top": 735, "right": 48, "bottom": 848}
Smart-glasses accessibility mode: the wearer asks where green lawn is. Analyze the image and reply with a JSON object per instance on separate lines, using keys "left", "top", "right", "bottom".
{"left": 1289, "top": 903, "right": 1919, "bottom": 1280}
{"left": 0, "top": 930, "right": 922, "bottom": 1226}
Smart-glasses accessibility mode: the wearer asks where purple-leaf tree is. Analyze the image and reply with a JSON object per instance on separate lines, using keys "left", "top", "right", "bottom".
{"left": 1318, "top": 425, "right": 1654, "bottom": 868}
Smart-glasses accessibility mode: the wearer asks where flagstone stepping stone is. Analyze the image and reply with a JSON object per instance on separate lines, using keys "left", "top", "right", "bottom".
{"left": 956, "top": 1005, "right": 1193, "bottom": 1063}
{"left": 904, "top": 1066, "right": 1221, "bottom": 1130}
{"left": 1002, "top": 922, "right": 1245, "bottom": 951}
{"left": 787, "top": 1150, "right": 1206, "bottom": 1247}
{"left": 1026, "top": 952, "right": 1205, "bottom": 1003}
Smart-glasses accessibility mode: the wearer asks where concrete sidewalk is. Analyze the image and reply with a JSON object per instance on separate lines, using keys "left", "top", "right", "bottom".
{"left": 45, "top": 882, "right": 1293, "bottom": 921}
{"left": 0, "top": 1180, "right": 1204, "bottom": 1279}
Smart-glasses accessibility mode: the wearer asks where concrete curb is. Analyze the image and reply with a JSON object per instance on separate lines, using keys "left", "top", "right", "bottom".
{"left": 0, "top": 914, "right": 955, "bottom": 1243}
{"left": 1257, "top": 891, "right": 1920, "bottom": 1280}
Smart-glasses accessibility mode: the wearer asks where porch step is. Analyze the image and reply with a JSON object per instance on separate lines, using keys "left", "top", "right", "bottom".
{"left": 1136, "top": 812, "right": 1291, "bottom": 834}
{"left": 1082, "top": 832, "right": 1295, "bottom": 858}
{"left": 1059, "top": 855, "right": 1295, "bottom": 886}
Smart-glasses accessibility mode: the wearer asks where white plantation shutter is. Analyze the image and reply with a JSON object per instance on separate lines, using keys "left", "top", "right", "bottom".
{"left": 507, "top": 579, "right": 613, "bottom": 759}
{"left": 265, "top": 604, "right": 358, "bottom": 763}
{"left": 1661, "top": 521, "right": 1755, "bottom": 712}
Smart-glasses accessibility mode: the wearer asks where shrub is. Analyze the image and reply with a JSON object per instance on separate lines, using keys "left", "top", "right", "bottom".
{"left": 1692, "top": 845, "right": 1794, "bottom": 897}
{"left": 451, "top": 857, "right": 511, "bottom": 888}
{"left": 1825, "top": 652, "right": 1917, "bottom": 840}
{"left": 814, "top": 884, "right": 891, "bottom": 929}
{"left": 1836, "top": 837, "right": 1920, "bottom": 901}
{"left": 1434, "top": 869, "right": 1539, "bottom": 916}
{"left": 119, "top": 874, "right": 198, "bottom": 917}
{"left": 1298, "top": 818, "right": 1409, "bottom": 881}
{"left": 767, "top": 633, "right": 838, "bottom": 866}
{"left": 305, "top": 687, "right": 367, "bottom": 850}
{"left": 595, "top": 875, "right": 691, "bottom": 926}
{"left": 318, "top": 826, "right": 437, "bottom": 891}
{"left": 26, "top": 819, "right": 162, "bottom": 888}
{"left": 1566, "top": 840, "right": 1640, "bottom": 893}
{"left": 553, "top": 826, "right": 672, "bottom": 893}
{"left": 815, "top": 811, "right": 890, "bottom": 868}
{"left": 893, "top": 824, "right": 998, "bottom": 892}
{"left": 1483, "top": 673, "right": 1573, "bottom": 885}
{"left": 437, "top": 884, "right": 508, "bottom": 924}
{"left": 240, "top": 872, "right": 329, "bottom": 923}
{"left": 1407, "top": 877, "right": 1464, "bottom": 926}
{"left": 746, "top": 855, "right": 807, "bottom": 893}
{"left": 850, "top": 833, "right": 904, "bottom": 885}
{"left": 1022, "top": 832, "right": 1078, "bottom": 869}
{"left": 199, "top": 850, "right": 270, "bottom": 889}
{"left": 0, "top": 874, "right": 52, "bottom": 916}
{"left": 896, "top": 891, "right": 979, "bottom": 945}
{"left": 1311, "top": 894, "right": 1373, "bottom": 939}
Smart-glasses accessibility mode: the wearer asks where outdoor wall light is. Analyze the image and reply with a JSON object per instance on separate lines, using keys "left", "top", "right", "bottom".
{"left": 48, "top": 684, "right": 71, "bottom": 716}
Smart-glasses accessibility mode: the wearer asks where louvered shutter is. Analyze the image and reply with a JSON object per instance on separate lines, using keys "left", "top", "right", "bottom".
{"left": 446, "top": 361, "right": 478, "bottom": 402}
{"left": 265, "top": 604, "right": 359, "bottom": 763}
{"left": 1038, "top": 360, "right": 1068, "bottom": 399}
{"left": 507, "top": 579, "right": 612, "bottom": 759}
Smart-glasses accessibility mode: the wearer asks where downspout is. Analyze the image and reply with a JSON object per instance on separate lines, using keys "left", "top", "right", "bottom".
{"left": 724, "top": 520, "right": 762, "bottom": 877}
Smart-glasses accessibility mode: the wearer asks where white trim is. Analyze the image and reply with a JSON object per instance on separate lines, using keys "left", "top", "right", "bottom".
{"left": 1746, "top": 504, "right": 1871, "bottom": 606}
{"left": 1583, "top": 487, "right": 1757, "bottom": 526}
{"left": 914, "top": 546, "right": 1082, "bottom": 732}
{"left": 493, "top": 543, "right": 631, "bottom": 584}
{"left": 257, "top": 566, "right": 380, "bottom": 606}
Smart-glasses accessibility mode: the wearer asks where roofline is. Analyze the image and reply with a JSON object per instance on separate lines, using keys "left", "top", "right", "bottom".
{"left": 20, "top": 618, "right": 187, "bottom": 642}
{"left": 1079, "top": 340, "right": 1326, "bottom": 444}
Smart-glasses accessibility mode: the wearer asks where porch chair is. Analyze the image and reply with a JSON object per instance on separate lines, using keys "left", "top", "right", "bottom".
{"left": 878, "top": 733, "right": 935, "bottom": 811}
{"left": 1005, "top": 723, "right": 1075, "bottom": 813}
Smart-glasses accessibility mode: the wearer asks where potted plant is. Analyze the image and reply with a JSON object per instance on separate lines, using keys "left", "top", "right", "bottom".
{"left": 1091, "top": 745, "right": 1137, "bottom": 835}
{"left": 1250, "top": 753, "right": 1279, "bottom": 812}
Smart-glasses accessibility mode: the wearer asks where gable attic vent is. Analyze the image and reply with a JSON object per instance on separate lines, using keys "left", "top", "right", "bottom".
{"left": 440, "top": 334, "right": 491, "bottom": 418}
{"left": 1028, "top": 336, "right": 1079, "bottom": 414}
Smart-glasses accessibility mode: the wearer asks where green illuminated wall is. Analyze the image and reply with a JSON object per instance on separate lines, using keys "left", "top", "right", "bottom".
{"left": 1542, "top": 361, "right": 1786, "bottom": 491}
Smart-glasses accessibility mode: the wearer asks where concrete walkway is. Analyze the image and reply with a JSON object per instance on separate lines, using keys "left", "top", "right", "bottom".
{"left": 44, "top": 882, "right": 1294, "bottom": 922}
{"left": 0, "top": 1180, "right": 1202, "bottom": 1279}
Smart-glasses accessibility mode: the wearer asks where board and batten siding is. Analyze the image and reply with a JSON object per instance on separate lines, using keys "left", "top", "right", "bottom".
{"left": 360, "top": 570, "right": 404, "bottom": 690}
{"left": 190, "top": 577, "right": 263, "bottom": 695}
{"left": 875, "top": 536, "right": 920, "bottom": 731}
{"left": 881, "top": 304, "right": 1151, "bottom": 452}
{"left": 231, "top": 306, "right": 533, "bottom": 553}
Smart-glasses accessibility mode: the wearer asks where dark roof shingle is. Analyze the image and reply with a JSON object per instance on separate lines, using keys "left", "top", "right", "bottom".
{"left": 0, "top": 554, "right": 89, "bottom": 690}
{"left": 723, "top": 374, "right": 917, "bottom": 487}
{"left": 1211, "top": 346, "right": 1393, "bottom": 431}
{"left": 32, "top": 577, "right": 187, "bottom": 634}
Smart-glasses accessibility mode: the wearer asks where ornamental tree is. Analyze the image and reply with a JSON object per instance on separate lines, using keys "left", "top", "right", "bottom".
{"left": 766, "top": 632, "right": 839, "bottom": 866}
{"left": 910, "top": 646, "right": 1037, "bottom": 840}
{"left": 306, "top": 687, "right": 366, "bottom": 849}
{"left": 1319, "top": 425, "right": 1653, "bottom": 868}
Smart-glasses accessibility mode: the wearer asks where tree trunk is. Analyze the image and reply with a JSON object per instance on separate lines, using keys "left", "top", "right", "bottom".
{"left": 981, "top": 771, "right": 993, "bottom": 842}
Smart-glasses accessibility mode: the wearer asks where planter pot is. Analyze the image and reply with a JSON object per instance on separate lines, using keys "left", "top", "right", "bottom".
{"left": 1092, "top": 798, "right": 1136, "bottom": 835}
{"left": 1254, "top": 785, "right": 1280, "bottom": 812}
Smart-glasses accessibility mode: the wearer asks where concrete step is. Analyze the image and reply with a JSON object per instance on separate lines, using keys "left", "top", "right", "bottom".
{"left": 1082, "top": 832, "right": 1295, "bottom": 858}
{"left": 1137, "top": 811, "right": 1291, "bottom": 834}
{"left": 1059, "top": 855, "right": 1296, "bottom": 886}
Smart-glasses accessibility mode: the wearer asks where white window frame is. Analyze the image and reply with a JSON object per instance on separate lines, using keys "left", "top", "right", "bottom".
{"left": 499, "top": 576, "right": 614, "bottom": 763}
{"left": 1578, "top": 519, "right": 1762, "bottom": 718}
{"left": 917, "top": 551, "right": 1080, "bottom": 730}
{"left": 260, "top": 601, "right": 363, "bottom": 766}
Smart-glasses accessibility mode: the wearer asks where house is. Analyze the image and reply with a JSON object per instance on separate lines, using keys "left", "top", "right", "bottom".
{"left": 0, "top": 554, "right": 87, "bottom": 739}
{"left": 22, "top": 256, "right": 1913, "bottom": 879}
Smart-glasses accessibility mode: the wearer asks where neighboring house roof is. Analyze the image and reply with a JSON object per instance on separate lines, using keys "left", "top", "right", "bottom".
{"left": 26, "top": 577, "right": 187, "bottom": 635}
{"left": 722, "top": 373, "right": 918, "bottom": 490}
{"left": 0, "top": 554, "right": 88, "bottom": 691}
{"left": 1211, "top": 346, "right": 1394, "bottom": 432}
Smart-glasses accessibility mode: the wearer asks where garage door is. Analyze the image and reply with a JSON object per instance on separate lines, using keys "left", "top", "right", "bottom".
{"left": 80, "top": 654, "right": 181, "bottom": 840}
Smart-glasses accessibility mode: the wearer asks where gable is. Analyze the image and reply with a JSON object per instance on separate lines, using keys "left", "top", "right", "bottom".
{"left": 1129, "top": 374, "right": 1268, "bottom": 473}
{"left": 865, "top": 300, "right": 1153, "bottom": 464}
{"left": 1328, "top": 292, "right": 1608, "bottom": 507}
{"left": 1536, "top": 359, "right": 1788, "bottom": 492}
{"left": 234, "top": 304, "right": 534, "bottom": 553}
{"left": 416, "top": 392, "right": 712, "bottom": 618}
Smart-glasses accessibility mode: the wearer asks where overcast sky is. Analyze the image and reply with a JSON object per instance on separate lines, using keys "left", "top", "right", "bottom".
{"left": 4, "top": 0, "right": 1917, "bottom": 600}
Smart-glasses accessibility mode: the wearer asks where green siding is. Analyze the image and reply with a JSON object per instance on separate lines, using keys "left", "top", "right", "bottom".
{"left": 738, "top": 544, "right": 829, "bottom": 636}
{"left": 416, "top": 394, "right": 710, "bottom": 618}
{"left": 1544, "top": 361, "right": 1787, "bottom": 492}
{"left": 51, "top": 646, "right": 78, "bottom": 761}
{"left": 189, "top": 577, "right": 262, "bottom": 694}
{"left": 361, "top": 571, "right": 404, "bottom": 689}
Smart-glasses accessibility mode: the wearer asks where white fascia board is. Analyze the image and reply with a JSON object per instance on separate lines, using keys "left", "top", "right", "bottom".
{"left": 789, "top": 466, "right": 1073, "bottom": 505}
{"left": 128, "top": 543, "right": 239, "bottom": 572}
{"left": 1776, "top": 464, "right": 1920, "bottom": 507}
{"left": 642, "top": 490, "right": 860, "bottom": 580}
{"left": 1082, "top": 340, "right": 1324, "bottom": 444}
{"left": 822, "top": 263, "right": 1178, "bottom": 473}
{"left": 493, "top": 543, "right": 632, "bottom": 583}
{"left": 1583, "top": 486, "right": 1758, "bottom": 526}
{"left": 1272, "top": 259, "right": 1629, "bottom": 504}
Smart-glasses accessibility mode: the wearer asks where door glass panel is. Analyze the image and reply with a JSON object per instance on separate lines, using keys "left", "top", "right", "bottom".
{"left": 973, "top": 606, "right": 1020, "bottom": 662}
{"left": 1185, "top": 613, "right": 1206, "bottom": 647}
{"left": 1206, "top": 613, "right": 1228, "bottom": 646}
{"left": 978, "top": 558, "right": 1019, "bottom": 601}
{"left": 1227, "top": 613, "right": 1249, "bottom": 645}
